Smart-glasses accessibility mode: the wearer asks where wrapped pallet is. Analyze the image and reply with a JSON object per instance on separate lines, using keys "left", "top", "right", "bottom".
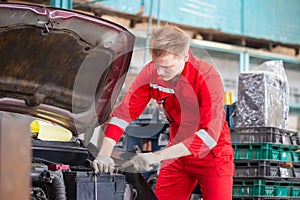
{"left": 236, "top": 60, "right": 289, "bottom": 129}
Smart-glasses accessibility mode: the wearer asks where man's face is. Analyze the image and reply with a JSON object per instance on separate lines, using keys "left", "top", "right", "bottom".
{"left": 152, "top": 53, "right": 187, "bottom": 81}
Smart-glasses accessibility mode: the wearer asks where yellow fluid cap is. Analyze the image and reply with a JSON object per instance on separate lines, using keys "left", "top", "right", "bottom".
{"left": 30, "top": 119, "right": 40, "bottom": 133}
{"left": 30, "top": 120, "right": 72, "bottom": 142}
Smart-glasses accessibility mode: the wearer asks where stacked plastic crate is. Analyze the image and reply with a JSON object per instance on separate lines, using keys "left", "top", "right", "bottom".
{"left": 231, "top": 61, "right": 300, "bottom": 200}
{"left": 231, "top": 127, "right": 300, "bottom": 199}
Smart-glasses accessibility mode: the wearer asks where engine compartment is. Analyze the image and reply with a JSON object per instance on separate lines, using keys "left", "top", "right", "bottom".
{"left": 31, "top": 138, "right": 128, "bottom": 200}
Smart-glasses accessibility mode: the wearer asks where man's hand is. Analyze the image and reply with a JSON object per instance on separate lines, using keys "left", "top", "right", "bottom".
{"left": 92, "top": 137, "right": 116, "bottom": 174}
{"left": 121, "top": 143, "right": 192, "bottom": 172}
{"left": 121, "top": 152, "right": 160, "bottom": 172}
{"left": 93, "top": 155, "right": 115, "bottom": 174}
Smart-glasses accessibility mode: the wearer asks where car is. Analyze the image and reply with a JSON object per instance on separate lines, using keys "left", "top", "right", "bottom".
{"left": 0, "top": 2, "right": 156, "bottom": 200}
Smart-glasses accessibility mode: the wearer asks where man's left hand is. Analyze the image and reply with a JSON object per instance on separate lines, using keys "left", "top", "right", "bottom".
{"left": 121, "top": 152, "right": 160, "bottom": 172}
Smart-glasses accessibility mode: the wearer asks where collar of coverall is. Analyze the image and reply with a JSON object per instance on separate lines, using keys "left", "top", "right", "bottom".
{"left": 179, "top": 49, "right": 196, "bottom": 84}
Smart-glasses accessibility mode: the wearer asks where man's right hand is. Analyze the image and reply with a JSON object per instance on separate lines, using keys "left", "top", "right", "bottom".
{"left": 93, "top": 155, "right": 115, "bottom": 174}
{"left": 92, "top": 136, "right": 117, "bottom": 174}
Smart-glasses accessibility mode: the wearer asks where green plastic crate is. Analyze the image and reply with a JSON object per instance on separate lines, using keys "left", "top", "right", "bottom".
{"left": 291, "top": 182, "right": 300, "bottom": 197}
{"left": 233, "top": 178, "right": 300, "bottom": 198}
{"left": 233, "top": 196, "right": 299, "bottom": 199}
{"left": 233, "top": 143, "right": 295, "bottom": 161}
{"left": 292, "top": 151, "right": 300, "bottom": 162}
{"left": 233, "top": 143, "right": 280, "bottom": 160}
{"left": 233, "top": 184, "right": 254, "bottom": 196}
{"left": 233, "top": 179, "right": 276, "bottom": 197}
{"left": 280, "top": 145, "right": 297, "bottom": 161}
{"left": 275, "top": 181, "right": 292, "bottom": 197}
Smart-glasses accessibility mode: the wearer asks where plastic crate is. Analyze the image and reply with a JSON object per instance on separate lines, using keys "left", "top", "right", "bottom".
{"left": 234, "top": 160, "right": 294, "bottom": 178}
{"left": 283, "top": 145, "right": 299, "bottom": 162}
{"left": 233, "top": 143, "right": 295, "bottom": 161}
{"left": 275, "top": 181, "right": 291, "bottom": 197}
{"left": 293, "top": 163, "right": 300, "bottom": 178}
{"left": 279, "top": 164, "right": 295, "bottom": 178}
{"left": 233, "top": 143, "right": 280, "bottom": 160}
{"left": 234, "top": 160, "right": 279, "bottom": 178}
{"left": 233, "top": 196, "right": 299, "bottom": 200}
{"left": 292, "top": 151, "right": 300, "bottom": 162}
{"left": 233, "top": 179, "right": 276, "bottom": 197}
{"left": 233, "top": 178, "right": 300, "bottom": 198}
{"left": 291, "top": 132, "right": 300, "bottom": 145}
{"left": 279, "top": 146, "right": 294, "bottom": 162}
{"left": 230, "top": 127, "right": 299, "bottom": 145}
{"left": 291, "top": 182, "right": 300, "bottom": 197}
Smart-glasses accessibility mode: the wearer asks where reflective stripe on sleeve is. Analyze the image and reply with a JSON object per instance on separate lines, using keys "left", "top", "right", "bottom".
{"left": 108, "top": 117, "right": 129, "bottom": 130}
{"left": 195, "top": 129, "right": 217, "bottom": 149}
{"left": 150, "top": 83, "right": 175, "bottom": 94}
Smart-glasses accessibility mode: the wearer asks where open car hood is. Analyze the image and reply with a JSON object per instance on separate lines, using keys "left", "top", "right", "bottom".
{"left": 0, "top": 3, "right": 135, "bottom": 136}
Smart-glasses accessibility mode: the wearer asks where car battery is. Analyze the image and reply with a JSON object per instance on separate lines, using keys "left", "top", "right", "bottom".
{"left": 63, "top": 171, "right": 126, "bottom": 200}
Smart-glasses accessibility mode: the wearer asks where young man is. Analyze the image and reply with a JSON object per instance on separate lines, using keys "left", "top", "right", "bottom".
{"left": 93, "top": 25, "right": 235, "bottom": 200}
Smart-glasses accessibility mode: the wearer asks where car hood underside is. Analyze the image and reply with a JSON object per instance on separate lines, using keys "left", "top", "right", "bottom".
{"left": 0, "top": 3, "right": 135, "bottom": 136}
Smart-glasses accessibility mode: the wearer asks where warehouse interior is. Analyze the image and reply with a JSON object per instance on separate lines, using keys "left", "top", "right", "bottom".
{"left": 0, "top": 0, "right": 300, "bottom": 200}
{"left": 4, "top": 0, "right": 300, "bottom": 127}
{"left": 48, "top": 0, "right": 300, "bottom": 131}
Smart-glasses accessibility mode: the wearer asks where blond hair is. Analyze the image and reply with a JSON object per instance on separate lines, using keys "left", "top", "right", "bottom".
{"left": 149, "top": 24, "right": 190, "bottom": 58}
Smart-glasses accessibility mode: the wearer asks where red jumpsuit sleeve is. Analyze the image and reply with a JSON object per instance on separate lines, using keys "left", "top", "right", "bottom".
{"left": 104, "top": 66, "right": 152, "bottom": 142}
{"left": 182, "top": 68, "right": 225, "bottom": 158}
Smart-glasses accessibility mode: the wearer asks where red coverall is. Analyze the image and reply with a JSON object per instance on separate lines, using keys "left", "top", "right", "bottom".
{"left": 105, "top": 50, "right": 235, "bottom": 200}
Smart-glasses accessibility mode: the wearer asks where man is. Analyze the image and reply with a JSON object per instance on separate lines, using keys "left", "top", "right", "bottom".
{"left": 93, "top": 24, "right": 235, "bottom": 200}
